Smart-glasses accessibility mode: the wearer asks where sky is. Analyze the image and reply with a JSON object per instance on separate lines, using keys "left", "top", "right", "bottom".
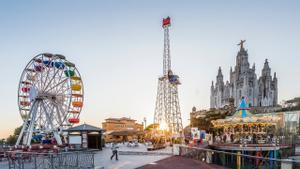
{"left": 0, "top": 0, "right": 300, "bottom": 138}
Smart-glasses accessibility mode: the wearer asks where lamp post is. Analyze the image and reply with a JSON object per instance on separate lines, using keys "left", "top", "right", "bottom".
{"left": 143, "top": 117, "right": 147, "bottom": 129}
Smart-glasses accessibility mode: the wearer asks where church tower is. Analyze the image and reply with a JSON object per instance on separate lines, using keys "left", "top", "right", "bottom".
{"left": 258, "top": 59, "right": 278, "bottom": 107}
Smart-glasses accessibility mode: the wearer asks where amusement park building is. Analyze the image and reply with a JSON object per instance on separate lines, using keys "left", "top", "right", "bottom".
{"left": 102, "top": 117, "right": 144, "bottom": 142}
{"left": 210, "top": 41, "right": 278, "bottom": 108}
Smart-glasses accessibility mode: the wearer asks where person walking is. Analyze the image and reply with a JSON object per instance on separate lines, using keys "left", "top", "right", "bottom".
{"left": 110, "top": 142, "right": 119, "bottom": 161}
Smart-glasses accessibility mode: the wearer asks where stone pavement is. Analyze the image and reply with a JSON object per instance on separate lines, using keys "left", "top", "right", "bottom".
{"left": 95, "top": 143, "right": 171, "bottom": 169}
{"left": 136, "top": 156, "right": 229, "bottom": 169}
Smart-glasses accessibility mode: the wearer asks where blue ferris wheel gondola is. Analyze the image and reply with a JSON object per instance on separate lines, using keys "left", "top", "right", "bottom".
{"left": 43, "top": 60, "right": 54, "bottom": 67}
{"left": 54, "top": 62, "right": 65, "bottom": 69}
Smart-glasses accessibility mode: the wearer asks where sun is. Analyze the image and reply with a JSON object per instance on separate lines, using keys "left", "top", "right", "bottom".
{"left": 159, "top": 121, "right": 168, "bottom": 131}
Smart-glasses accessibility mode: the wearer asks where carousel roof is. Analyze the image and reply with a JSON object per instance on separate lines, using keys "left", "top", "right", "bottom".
{"left": 211, "top": 98, "right": 280, "bottom": 128}
{"left": 231, "top": 97, "right": 252, "bottom": 118}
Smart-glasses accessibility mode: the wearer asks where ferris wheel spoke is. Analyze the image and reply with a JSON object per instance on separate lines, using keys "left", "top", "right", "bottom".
{"left": 61, "top": 101, "right": 71, "bottom": 115}
{"left": 55, "top": 104, "right": 64, "bottom": 125}
{"left": 61, "top": 98, "right": 71, "bottom": 108}
{"left": 50, "top": 99, "right": 68, "bottom": 117}
{"left": 46, "top": 63, "right": 57, "bottom": 91}
{"left": 41, "top": 67, "right": 51, "bottom": 91}
{"left": 43, "top": 65, "right": 62, "bottom": 92}
{"left": 54, "top": 65, "right": 65, "bottom": 93}
{"left": 54, "top": 78, "right": 69, "bottom": 94}
{"left": 43, "top": 67, "right": 57, "bottom": 92}
{"left": 39, "top": 56, "right": 45, "bottom": 90}
{"left": 52, "top": 65, "right": 65, "bottom": 93}
{"left": 42, "top": 56, "right": 55, "bottom": 91}
{"left": 45, "top": 78, "right": 68, "bottom": 93}
{"left": 54, "top": 99, "right": 71, "bottom": 126}
{"left": 57, "top": 103, "right": 69, "bottom": 125}
{"left": 53, "top": 79, "right": 69, "bottom": 95}
{"left": 56, "top": 84, "right": 71, "bottom": 97}
{"left": 53, "top": 71, "right": 67, "bottom": 93}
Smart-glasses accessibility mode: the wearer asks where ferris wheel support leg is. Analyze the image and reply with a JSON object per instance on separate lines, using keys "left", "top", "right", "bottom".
{"left": 41, "top": 102, "right": 63, "bottom": 145}
{"left": 16, "top": 101, "right": 37, "bottom": 146}
{"left": 25, "top": 101, "right": 39, "bottom": 146}
{"left": 16, "top": 120, "right": 28, "bottom": 146}
{"left": 53, "top": 131, "right": 63, "bottom": 145}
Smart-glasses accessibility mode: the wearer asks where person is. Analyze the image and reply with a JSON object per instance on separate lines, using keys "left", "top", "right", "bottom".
{"left": 253, "top": 134, "right": 257, "bottom": 144}
{"left": 110, "top": 142, "right": 119, "bottom": 161}
{"left": 223, "top": 134, "right": 227, "bottom": 143}
{"left": 248, "top": 135, "right": 252, "bottom": 144}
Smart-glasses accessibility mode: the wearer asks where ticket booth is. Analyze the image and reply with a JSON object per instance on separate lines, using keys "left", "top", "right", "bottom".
{"left": 66, "top": 123, "right": 104, "bottom": 150}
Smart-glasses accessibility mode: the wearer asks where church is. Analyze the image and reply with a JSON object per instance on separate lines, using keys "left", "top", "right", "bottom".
{"left": 210, "top": 40, "right": 278, "bottom": 109}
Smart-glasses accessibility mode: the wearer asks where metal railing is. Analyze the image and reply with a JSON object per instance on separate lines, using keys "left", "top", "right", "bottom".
{"left": 7, "top": 151, "right": 94, "bottom": 169}
{"left": 179, "top": 145, "right": 300, "bottom": 169}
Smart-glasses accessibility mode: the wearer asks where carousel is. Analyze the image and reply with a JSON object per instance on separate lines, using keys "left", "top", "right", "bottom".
{"left": 211, "top": 97, "right": 281, "bottom": 147}
{"left": 210, "top": 97, "right": 290, "bottom": 168}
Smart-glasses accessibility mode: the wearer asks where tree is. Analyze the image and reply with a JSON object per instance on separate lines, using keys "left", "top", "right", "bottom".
{"left": 13, "top": 126, "right": 22, "bottom": 136}
{"left": 6, "top": 126, "right": 22, "bottom": 145}
{"left": 0, "top": 138, "right": 5, "bottom": 145}
{"left": 6, "top": 135, "right": 17, "bottom": 145}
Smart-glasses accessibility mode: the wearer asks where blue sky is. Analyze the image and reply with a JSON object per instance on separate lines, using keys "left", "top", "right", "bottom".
{"left": 0, "top": 0, "right": 300, "bottom": 138}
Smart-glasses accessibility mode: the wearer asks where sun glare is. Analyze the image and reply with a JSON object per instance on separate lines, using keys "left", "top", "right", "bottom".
{"left": 159, "top": 121, "right": 168, "bottom": 131}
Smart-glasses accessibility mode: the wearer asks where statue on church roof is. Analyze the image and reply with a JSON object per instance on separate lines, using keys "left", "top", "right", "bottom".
{"left": 237, "top": 40, "right": 246, "bottom": 50}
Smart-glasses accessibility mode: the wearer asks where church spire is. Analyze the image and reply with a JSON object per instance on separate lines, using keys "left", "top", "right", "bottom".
{"left": 262, "top": 59, "right": 271, "bottom": 76}
{"left": 218, "top": 66, "right": 222, "bottom": 76}
{"left": 273, "top": 72, "right": 277, "bottom": 80}
{"left": 216, "top": 66, "right": 224, "bottom": 84}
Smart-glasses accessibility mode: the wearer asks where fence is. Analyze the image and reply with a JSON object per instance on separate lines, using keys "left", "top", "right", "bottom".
{"left": 0, "top": 145, "right": 10, "bottom": 161}
{"left": 179, "top": 145, "right": 300, "bottom": 169}
{"left": 7, "top": 151, "right": 94, "bottom": 169}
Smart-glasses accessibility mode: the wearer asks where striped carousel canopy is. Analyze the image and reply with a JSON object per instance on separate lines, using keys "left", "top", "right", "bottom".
{"left": 232, "top": 97, "right": 252, "bottom": 118}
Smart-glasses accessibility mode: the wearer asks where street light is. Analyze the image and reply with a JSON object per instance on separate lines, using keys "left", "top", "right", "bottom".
{"left": 143, "top": 117, "right": 147, "bottom": 129}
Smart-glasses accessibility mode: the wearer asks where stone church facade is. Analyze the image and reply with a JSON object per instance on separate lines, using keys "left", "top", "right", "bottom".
{"left": 210, "top": 41, "right": 278, "bottom": 108}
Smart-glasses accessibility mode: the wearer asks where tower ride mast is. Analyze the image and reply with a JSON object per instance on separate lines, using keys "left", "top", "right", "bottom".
{"left": 154, "top": 17, "right": 183, "bottom": 136}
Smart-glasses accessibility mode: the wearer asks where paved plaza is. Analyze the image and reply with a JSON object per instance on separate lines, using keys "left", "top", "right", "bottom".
{"left": 94, "top": 143, "right": 171, "bottom": 169}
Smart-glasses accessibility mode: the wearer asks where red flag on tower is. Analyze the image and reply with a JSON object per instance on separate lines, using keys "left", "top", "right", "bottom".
{"left": 162, "top": 17, "right": 171, "bottom": 27}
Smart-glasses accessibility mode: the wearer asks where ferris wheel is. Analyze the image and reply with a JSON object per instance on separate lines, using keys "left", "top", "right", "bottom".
{"left": 16, "top": 53, "right": 84, "bottom": 146}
